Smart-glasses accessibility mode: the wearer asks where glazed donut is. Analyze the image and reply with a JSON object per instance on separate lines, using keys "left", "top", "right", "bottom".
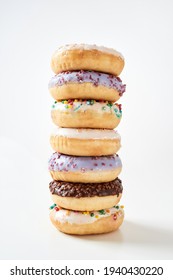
{"left": 50, "top": 128, "right": 121, "bottom": 156}
{"left": 51, "top": 44, "right": 124, "bottom": 76}
{"left": 49, "top": 203, "right": 124, "bottom": 235}
{"left": 49, "top": 178, "right": 123, "bottom": 211}
{"left": 48, "top": 152, "right": 122, "bottom": 183}
{"left": 49, "top": 71, "right": 126, "bottom": 102}
{"left": 51, "top": 100, "right": 122, "bottom": 129}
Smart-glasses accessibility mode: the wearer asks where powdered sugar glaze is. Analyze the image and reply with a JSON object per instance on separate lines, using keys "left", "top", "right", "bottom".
{"left": 55, "top": 44, "right": 124, "bottom": 59}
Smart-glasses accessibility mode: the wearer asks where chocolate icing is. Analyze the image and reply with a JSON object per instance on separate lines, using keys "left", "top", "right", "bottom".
{"left": 49, "top": 178, "right": 123, "bottom": 198}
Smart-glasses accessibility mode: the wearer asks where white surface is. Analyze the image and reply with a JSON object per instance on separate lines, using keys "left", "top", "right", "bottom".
{"left": 0, "top": 0, "right": 173, "bottom": 259}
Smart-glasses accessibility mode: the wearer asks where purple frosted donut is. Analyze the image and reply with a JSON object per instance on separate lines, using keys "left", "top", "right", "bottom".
{"left": 48, "top": 152, "right": 122, "bottom": 183}
{"left": 49, "top": 70, "right": 126, "bottom": 102}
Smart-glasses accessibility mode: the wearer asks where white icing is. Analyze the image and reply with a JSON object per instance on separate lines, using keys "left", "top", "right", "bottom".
{"left": 54, "top": 205, "right": 124, "bottom": 225}
{"left": 55, "top": 44, "right": 124, "bottom": 59}
{"left": 52, "top": 101, "right": 121, "bottom": 116}
{"left": 52, "top": 127, "right": 121, "bottom": 140}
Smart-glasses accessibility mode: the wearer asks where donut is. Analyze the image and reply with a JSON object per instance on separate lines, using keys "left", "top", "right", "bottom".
{"left": 51, "top": 100, "right": 122, "bottom": 129}
{"left": 49, "top": 203, "right": 124, "bottom": 235}
{"left": 49, "top": 70, "right": 126, "bottom": 102}
{"left": 49, "top": 178, "right": 123, "bottom": 211}
{"left": 51, "top": 44, "right": 124, "bottom": 76}
{"left": 48, "top": 153, "right": 122, "bottom": 183}
{"left": 50, "top": 128, "right": 121, "bottom": 156}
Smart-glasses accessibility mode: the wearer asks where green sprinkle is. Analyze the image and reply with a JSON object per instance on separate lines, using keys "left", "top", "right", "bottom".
{"left": 74, "top": 104, "right": 82, "bottom": 111}
{"left": 86, "top": 100, "right": 91, "bottom": 105}
{"left": 54, "top": 101, "right": 57, "bottom": 104}
{"left": 116, "top": 113, "right": 122, "bottom": 118}
{"left": 90, "top": 213, "right": 94, "bottom": 217}
{"left": 49, "top": 204, "right": 56, "bottom": 210}
{"left": 114, "top": 108, "right": 118, "bottom": 113}
{"left": 102, "top": 106, "right": 106, "bottom": 111}
{"left": 65, "top": 105, "right": 69, "bottom": 109}
{"left": 52, "top": 105, "right": 55, "bottom": 109}
{"left": 115, "top": 206, "right": 119, "bottom": 209}
{"left": 107, "top": 102, "right": 113, "bottom": 107}
{"left": 98, "top": 209, "right": 105, "bottom": 215}
{"left": 90, "top": 100, "right": 94, "bottom": 105}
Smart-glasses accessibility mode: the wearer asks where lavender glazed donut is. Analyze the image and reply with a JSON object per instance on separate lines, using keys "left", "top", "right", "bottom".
{"left": 49, "top": 203, "right": 124, "bottom": 235}
{"left": 48, "top": 152, "right": 122, "bottom": 183}
{"left": 51, "top": 100, "right": 122, "bottom": 129}
{"left": 49, "top": 178, "right": 123, "bottom": 211}
{"left": 49, "top": 70, "right": 126, "bottom": 102}
{"left": 51, "top": 44, "right": 125, "bottom": 76}
{"left": 50, "top": 128, "right": 121, "bottom": 156}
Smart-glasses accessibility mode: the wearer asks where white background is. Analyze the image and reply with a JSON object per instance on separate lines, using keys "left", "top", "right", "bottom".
{"left": 0, "top": 0, "right": 173, "bottom": 260}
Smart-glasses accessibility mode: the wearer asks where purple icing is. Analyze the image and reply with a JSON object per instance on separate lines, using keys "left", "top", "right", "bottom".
{"left": 48, "top": 152, "right": 122, "bottom": 172}
{"left": 48, "top": 70, "right": 126, "bottom": 96}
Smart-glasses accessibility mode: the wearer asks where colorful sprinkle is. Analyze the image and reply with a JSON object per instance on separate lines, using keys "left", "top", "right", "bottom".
{"left": 49, "top": 203, "right": 56, "bottom": 210}
{"left": 107, "top": 102, "right": 113, "bottom": 107}
{"left": 74, "top": 104, "right": 82, "bottom": 111}
{"left": 113, "top": 214, "right": 117, "bottom": 220}
{"left": 98, "top": 210, "right": 105, "bottom": 215}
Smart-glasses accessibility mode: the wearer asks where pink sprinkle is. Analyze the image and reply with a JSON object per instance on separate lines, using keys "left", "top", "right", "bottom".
{"left": 72, "top": 164, "right": 77, "bottom": 168}
{"left": 102, "top": 162, "right": 105, "bottom": 166}
{"left": 94, "top": 163, "right": 98, "bottom": 166}
{"left": 81, "top": 168, "right": 85, "bottom": 173}
{"left": 113, "top": 214, "right": 117, "bottom": 220}
{"left": 60, "top": 162, "right": 64, "bottom": 166}
{"left": 109, "top": 164, "right": 112, "bottom": 167}
{"left": 63, "top": 168, "right": 68, "bottom": 172}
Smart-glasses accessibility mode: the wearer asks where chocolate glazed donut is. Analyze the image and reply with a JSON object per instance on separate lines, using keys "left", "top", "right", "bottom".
{"left": 49, "top": 178, "right": 123, "bottom": 211}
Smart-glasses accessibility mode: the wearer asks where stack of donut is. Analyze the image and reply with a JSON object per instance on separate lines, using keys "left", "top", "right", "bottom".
{"left": 48, "top": 44, "right": 126, "bottom": 235}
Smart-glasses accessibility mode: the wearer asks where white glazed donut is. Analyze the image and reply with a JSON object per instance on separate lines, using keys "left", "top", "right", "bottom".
{"left": 49, "top": 70, "right": 126, "bottom": 102}
{"left": 51, "top": 100, "right": 122, "bottom": 129}
{"left": 49, "top": 178, "right": 123, "bottom": 211}
{"left": 51, "top": 44, "right": 125, "bottom": 76}
{"left": 48, "top": 153, "right": 122, "bottom": 183}
{"left": 49, "top": 203, "right": 124, "bottom": 235}
{"left": 50, "top": 128, "right": 121, "bottom": 156}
